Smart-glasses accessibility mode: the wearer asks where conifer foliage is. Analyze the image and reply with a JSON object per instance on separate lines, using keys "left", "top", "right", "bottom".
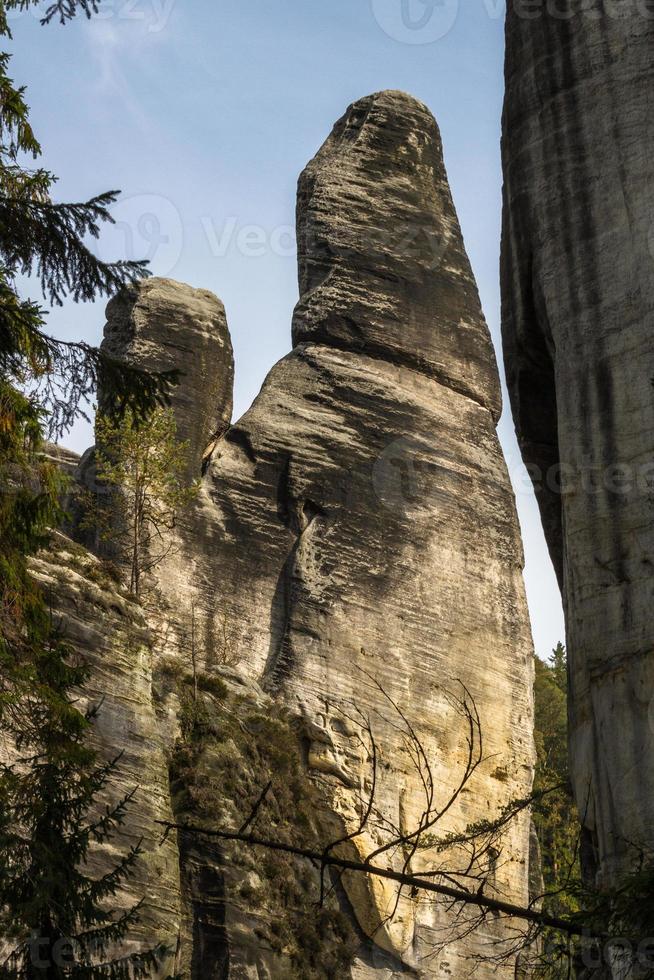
{"left": 533, "top": 643, "right": 580, "bottom": 918}
{"left": 0, "top": 635, "right": 165, "bottom": 980}
{"left": 0, "top": 0, "right": 176, "bottom": 440}
{"left": 91, "top": 408, "right": 197, "bottom": 598}
{"left": 0, "top": 2, "right": 173, "bottom": 976}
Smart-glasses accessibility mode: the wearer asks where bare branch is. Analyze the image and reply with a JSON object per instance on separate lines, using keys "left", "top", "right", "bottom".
{"left": 238, "top": 780, "right": 273, "bottom": 835}
{"left": 154, "top": 819, "right": 586, "bottom": 937}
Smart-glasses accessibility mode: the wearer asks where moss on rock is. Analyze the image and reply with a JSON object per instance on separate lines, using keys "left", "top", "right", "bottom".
{"left": 168, "top": 675, "right": 358, "bottom": 978}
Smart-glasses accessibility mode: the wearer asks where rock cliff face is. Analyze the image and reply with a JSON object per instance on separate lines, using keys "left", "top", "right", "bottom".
{"left": 28, "top": 535, "right": 183, "bottom": 968}
{"left": 501, "top": 8, "right": 654, "bottom": 891}
{"left": 176, "top": 90, "right": 534, "bottom": 976}
{"left": 58, "top": 90, "right": 535, "bottom": 977}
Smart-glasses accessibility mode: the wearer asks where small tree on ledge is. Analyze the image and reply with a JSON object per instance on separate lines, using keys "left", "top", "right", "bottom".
{"left": 92, "top": 407, "right": 198, "bottom": 599}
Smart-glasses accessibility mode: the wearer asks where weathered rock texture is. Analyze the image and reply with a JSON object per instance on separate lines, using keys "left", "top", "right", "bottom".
{"left": 501, "top": 6, "right": 654, "bottom": 893}
{"left": 154, "top": 90, "right": 534, "bottom": 977}
{"left": 101, "top": 277, "right": 234, "bottom": 470}
{"left": 27, "top": 534, "right": 183, "bottom": 976}
{"left": 54, "top": 90, "right": 534, "bottom": 978}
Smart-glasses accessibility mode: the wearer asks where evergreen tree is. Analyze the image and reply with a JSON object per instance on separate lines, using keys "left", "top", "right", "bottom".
{"left": 533, "top": 644, "right": 580, "bottom": 918}
{"left": 0, "top": 3, "right": 173, "bottom": 975}
{"left": 90, "top": 408, "right": 197, "bottom": 598}
{"left": 0, "top": 1, "right": 176, "bottom": 441}
{"left": 0, "top": 380, "right": 63, "bottom": 731}
{"left": 532, "top": 645, "right": 654, "bottom": 975}
{"left": 549, "top": 641, "right": 567, "bottom": 695}
{"left": 0, "top": 626, "right": 166, "bottom": 979}
{"left": 0, "top": 0, "right": 176, "bottom": 647}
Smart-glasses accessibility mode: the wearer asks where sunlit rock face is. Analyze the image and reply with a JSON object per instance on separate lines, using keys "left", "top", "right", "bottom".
{"left": 101, "top": 277, "right": 234, "bottom": 471}
{"left": 27, "top": 535, "right": 183, "bottom": 975}
{"left": 501, "top": 5, "right": 654, "bottom": 897}
{"left": 62, "top": 91, "right": 535, "bottom": 978}
{"left": 292, "top": 91, "right": 501, "bottom": 412}
{"left": 157, "top": 90, "right": 534, "bottom": 977}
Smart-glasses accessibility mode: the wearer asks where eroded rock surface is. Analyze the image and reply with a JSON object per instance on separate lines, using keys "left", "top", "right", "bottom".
{"left": 28, "top": 534, "right": 182, "bottom": 977}
{"left": 151, "top": 90, "right": 534, "bottom": 977}
{"left": 501, "top": 7, "right": 654, "bottom": 892}
{"left": 58, "top": 90, "right": 535, "bottom": 977}
{"left": 292, "top": 92, "right": 500, "bottom": 413}
{"left": 101, "top": 278, "right": 234, "bottom": 470}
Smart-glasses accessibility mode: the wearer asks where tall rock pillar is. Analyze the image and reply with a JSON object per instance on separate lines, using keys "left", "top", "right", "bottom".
{"left": 83, "top": 91, "right": 536, "bottom": 978}
{"left": 501, "top": 6, "right": 654, "bottom": 890}
{"left": 184, "top": 90, "right": 535, "bottom": 976}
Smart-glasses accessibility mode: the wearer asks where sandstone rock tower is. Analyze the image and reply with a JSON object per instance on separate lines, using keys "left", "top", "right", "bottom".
{"left": 100, "top": 277, "right": 234, "bottom": 468}
{"left": 63, "top": 91, "right": 535, "bottom": 977}
{"left": 501, "top": 7, "right": 654, "bottom": 893}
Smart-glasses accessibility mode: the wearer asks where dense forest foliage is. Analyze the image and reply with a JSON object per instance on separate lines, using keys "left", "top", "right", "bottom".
{"left": 533, "top": 642, "right": 580, "bottom": 919}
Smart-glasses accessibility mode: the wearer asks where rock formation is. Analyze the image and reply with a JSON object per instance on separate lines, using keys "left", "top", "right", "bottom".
{"left": 100, "top": 277, "right": 234, "bottom": 470}
{"left": 501, "top": 6, "right": 654, "bottom": 896}
{"left": 50, "top": 90, "right": 535, "bottom": 977}
{"left": 27, "top": 534, "right": 184, "bottom": 967}
{"left": 170, "top": 90, "right": 535, "bottom": 976}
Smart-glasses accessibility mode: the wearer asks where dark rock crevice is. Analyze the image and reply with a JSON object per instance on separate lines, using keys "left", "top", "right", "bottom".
{"left": 178, "top": 835, "right": 230, "bottom": 980}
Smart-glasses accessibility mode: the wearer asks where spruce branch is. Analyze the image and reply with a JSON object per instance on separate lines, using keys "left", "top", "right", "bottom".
{"left": 2, "top": 0, "right": 101, "bottom": 27}
{"left": 0, "top": 191, "right": 149, "bottom": 305}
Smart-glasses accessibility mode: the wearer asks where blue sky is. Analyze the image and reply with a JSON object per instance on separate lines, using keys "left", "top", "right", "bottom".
{"left": 11, "top": 0, "right": 564, "bottom": 657}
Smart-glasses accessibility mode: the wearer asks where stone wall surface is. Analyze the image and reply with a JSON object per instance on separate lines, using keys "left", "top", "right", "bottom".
{"left": 42, "top": 90, "right": 535, "bottom": 978}
{"left": 501, "top": 5, "right": 654, "bottom": 894}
